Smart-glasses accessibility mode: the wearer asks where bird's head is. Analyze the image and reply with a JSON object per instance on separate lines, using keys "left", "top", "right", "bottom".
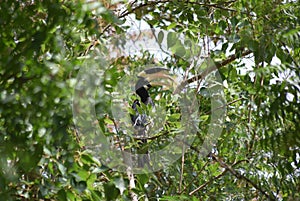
{"left": 135, "top": 67, "right": 177, "bottom": 93}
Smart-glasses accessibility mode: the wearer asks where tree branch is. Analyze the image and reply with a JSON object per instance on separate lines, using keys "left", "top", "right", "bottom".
{"left": 174, "top": 50, "right": 252, "bottom": 94}
{"left": 211, "top": 154, "right": 276, "bottom": 201}
{"left": 119, "top": 0, "right": 239, "bottom": 19}
{"left": 179, "top": 135, "right": 186, "bottom": 192}
{"left": 186, "top": 0, "right": 238, "bottom": 13}
{"left": 189, "top": 169, "right": 228, "bottom": 195}
{"left": 118, "top": 0, "right": 170, "bottom": 18}
{"left": 189, "top": 154, "right": 276, "bottom": 200}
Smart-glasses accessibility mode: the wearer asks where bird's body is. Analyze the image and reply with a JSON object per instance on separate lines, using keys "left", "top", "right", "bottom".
{"left": 131, "top": 99, "right": 148, "bottom": 128}
{"left": 131, "top": 80, "right": 154, "bottom": 125}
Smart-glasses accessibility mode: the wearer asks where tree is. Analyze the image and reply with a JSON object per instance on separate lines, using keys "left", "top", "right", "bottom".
{"left": 0, "top": 0, "right": 299, "bottom": 200}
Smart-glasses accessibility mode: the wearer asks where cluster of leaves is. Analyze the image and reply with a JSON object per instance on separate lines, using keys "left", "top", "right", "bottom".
{"left": 0, "top": 0, "right": 111, "bottom": 200}
{"left": 1, "top": 0, "right": 299, "bottom": 200}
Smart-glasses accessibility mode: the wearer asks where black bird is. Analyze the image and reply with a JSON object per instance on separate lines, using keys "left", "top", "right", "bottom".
{"left": 130, "top": 67, "right": 174, "bottom": 168}
{"left": 131, "top": 75, "right": 155, "bottom": 128}
{"left": 130, "top": 79, "right": 153, "bottom": 168}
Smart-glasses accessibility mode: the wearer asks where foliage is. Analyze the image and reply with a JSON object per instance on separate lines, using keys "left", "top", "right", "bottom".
{"left": 0, "top": 0, "right": 299, "bottom": 200}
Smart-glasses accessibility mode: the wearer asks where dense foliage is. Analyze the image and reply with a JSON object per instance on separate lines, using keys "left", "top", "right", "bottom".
{"left": 0, "top": 0, "right": 299, "bottom": 200}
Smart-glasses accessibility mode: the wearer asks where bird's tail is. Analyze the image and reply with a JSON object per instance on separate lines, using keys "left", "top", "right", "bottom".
{"left": 137, "top": 129, "right": 150, "bottom": 168}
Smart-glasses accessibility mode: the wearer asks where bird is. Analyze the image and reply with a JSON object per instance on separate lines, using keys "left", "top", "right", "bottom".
{"left": 129, "top": 67, "right": 177, "bottom": 168}
{"left": 131, "top": 67, "right": 172, "bottom": 130}
{"left": 131, "top": 81, "right": 153, "bottom": 127}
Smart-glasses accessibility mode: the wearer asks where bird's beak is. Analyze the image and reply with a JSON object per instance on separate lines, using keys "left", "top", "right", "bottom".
{"left": 138, "top": 68, "right": 178, "bottom": 90}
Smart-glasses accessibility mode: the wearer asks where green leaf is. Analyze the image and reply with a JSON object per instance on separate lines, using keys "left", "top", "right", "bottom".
{"left": 248, "top": 39, "right": 259, "bottom": 52}
{"left": 168, "top": 113, "right": 181, "bottom": 121}
{"left": 104, "top": 117, "right": 114, "bottom": 125}
{"left": 221, "top": 42, "right": 229, "bottom": 52}
{"left": 75, "top": 181, "right": 87, "bottom": 193}
{"left": 91, "top": 190, "right": 103, "bottom": 200}
{"left": 200, "top": 115, "right": 209, "bottom": 122}
{"left": 171, "top": 41, "right": 186, "bottom": 57}
{"left": 92, "top": 166, "right": 109, "bottom": 174}
{"left": 135, "top": 9, "right": 143, "bottom": 20}
{"left": 66, "top": 191, "right": 76, "bottom": 201}
{"left": 218, "top": 20, "right": 227, "bottom": 30}
{"left": 104, "top": 182, "right": 120, "bottom": 201}
{"left": 113, "top": 177, "right": 126, "bottom": 195}
{"left": 76, "top": 169, "right": 90, "bottom": 181}
{"left": 215, "top": 25, "right": 222, "bottom": 34}
{"left": 158, "top": 31, "right": 164, "bottom": 44}
{"left": 57, "top": 162, "right": 67, "bottom": 176}
{"left": 230, "top": 68, "right": 237, "bottom": 80}
{"left": 167, "top": 32, "right": 177, "bottom": 48}
{"left": 57, "top": 189, "right": 67, "bottom": 201}
{"left": 230, "top": 16, "right": 239, "bottom": 27}
{"left": 81, "top": 152, "right": 97, "bottom": 165}
{"left": 167, "top": 22, "right": 177, "bottom": 30}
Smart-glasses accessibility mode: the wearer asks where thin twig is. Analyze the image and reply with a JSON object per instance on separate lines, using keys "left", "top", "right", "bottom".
{"left": 73, "top": 127, "right": 86, "bottom": 150}
{"left": 189, "top": 169, "right": 228, "bottom": 195}
{"left": 179, "top": 137, "right": 186, "bottom": 192}
{"left": 108, "top": 116, "right": 125, "bottom": 151}
{"left": 118, "top": 0, "right": 170, "bottom": 18}
{"left": 179, "top": 161, "right": 209, "bottom": 194}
